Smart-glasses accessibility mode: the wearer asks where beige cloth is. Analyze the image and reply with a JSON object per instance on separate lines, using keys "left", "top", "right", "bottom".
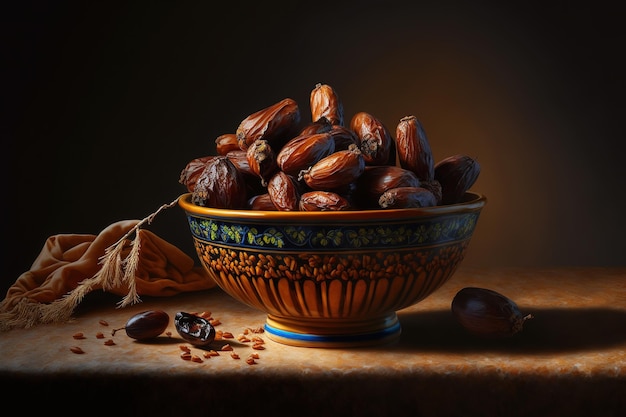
{"left": 0, "top": 220, "right": 216, "bottom": 331}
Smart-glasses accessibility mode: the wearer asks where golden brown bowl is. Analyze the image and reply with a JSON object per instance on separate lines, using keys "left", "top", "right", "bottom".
{"left": 179, "top": 192, "right": 486, "bottom": 348}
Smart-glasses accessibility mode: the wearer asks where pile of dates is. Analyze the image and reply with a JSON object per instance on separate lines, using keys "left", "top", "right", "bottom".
{"left": 180, "top": 83, "right": 480, "bottom": 211}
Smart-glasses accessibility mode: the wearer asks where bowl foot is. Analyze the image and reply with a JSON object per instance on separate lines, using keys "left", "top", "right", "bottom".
{"left": 264, "top": 313, "right": 401, "bottom": 348}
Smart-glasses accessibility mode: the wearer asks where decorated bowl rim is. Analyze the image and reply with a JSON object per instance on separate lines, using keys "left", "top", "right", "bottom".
{"left": 178, "top": 191, "right": 486, "bottom": 221}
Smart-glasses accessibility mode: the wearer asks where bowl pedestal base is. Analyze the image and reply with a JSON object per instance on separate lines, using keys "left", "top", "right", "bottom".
{"left": 264, "top": 313, "right": 402, "bottom": 348}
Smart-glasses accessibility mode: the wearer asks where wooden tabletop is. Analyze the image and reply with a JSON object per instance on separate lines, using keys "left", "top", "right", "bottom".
{"left": 1, "top": 266, "right": 624, "bottom": 417}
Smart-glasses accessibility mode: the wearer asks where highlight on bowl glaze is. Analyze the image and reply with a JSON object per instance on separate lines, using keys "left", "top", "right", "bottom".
{"left": 179, "top": 192, "right": 486, "bottom": 348}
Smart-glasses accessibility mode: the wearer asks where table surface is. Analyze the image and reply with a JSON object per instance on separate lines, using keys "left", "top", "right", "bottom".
{"left": 1, "top": 266, "right": 625, "bottom": 417}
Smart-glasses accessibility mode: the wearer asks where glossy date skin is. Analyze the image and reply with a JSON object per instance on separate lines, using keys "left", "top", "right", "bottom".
{"left": 396, "top": 115, "right": 435, "bottom": 181}
{"left": 350, "top": 111, "right": 395, "bottom": 166}
{"left": 277, "top": 132, "right": 335, "bottom": 176}
{"left": 378, "top": 186, "right": 437, "bottom": 209}
{"left": 310, "top": 82, "right": 344, "bottom": 126}
{"left": 299, "top": 190, "right": 351, "bottom": 211}
{"left": 236, "top": 98, "right": 301, "bottom": 150}
{"left": 191, "top": 156, "right": 248, "bottom": 209}
{"left": 301, "top": 144, "right": 365, "bottom": 190}
{"left": 434, "top": 154, "right": 481, "bottom": 205}
{"left": 451, "top": 287, "right": 533, "bottom": 338}
{"left": 112, "top": 310, "right": 170, "bottom": 340}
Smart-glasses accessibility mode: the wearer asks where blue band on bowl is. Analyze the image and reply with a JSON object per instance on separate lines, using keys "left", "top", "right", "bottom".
{"left": 263, "top": 320, "right": 402, "bottom": 345}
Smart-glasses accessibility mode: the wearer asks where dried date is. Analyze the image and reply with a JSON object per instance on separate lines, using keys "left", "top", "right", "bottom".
{"left": 236, "top": 98, "right": 301, "bottom": 150}
{"left": 310, "top": 83, "right": 344, "bottom": 126}
{"left": 192, "top": 156, "right": 248, "bottom": 208}
{"left": 267, "top": 170, "right": 301, "bottom": 211}
{"left": 277, "top": 132, "right": 335, "bottom": 176}
{"left": 354, "top": 165, "right": 421, "bottom": 208}
{"left": 299, "top": 191, "right": 352, "bottom": 211}
{"left": 179, "top": 156, "right": 215, "bottom": 193}
{"left": 301, "top": 144, "right": 365, "bottom": 190}
{"left": 378, "top": 186, "right": 437, "bottom": 209}
{"left": 215, "top": 133, "right": 240, "bottom": 155}
{"left": 434, "top": 154, "right": 481, "bottom": 204}
{"left": 350, "top": 111, "right": 395, "bottom": 166}
{"left": 396, "top": 115, "right": 435, "bottom": 181}
{"left": 246, "top": 139, "right": 278, "bottom": 185}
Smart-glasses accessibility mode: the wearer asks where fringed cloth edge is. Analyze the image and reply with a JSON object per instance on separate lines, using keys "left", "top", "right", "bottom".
{"left": 0, "top": 197, "right": 216, "bottom": 331}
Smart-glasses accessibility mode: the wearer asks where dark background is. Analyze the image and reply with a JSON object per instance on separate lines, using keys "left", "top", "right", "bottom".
{"left": 3, "top": 1, "right": 625, "bottom": 296}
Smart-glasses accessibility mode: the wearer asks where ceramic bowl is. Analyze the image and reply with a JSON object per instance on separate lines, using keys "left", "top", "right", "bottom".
{"left": 179, "top": 192, "right": 486, "bottom": 348}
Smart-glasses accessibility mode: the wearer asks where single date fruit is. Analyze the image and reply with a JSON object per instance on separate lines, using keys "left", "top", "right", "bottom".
{"left": 112, "top": 310, "right": 170, "bottom": 340}
{"left": 277, "top": 132, "right": 335, "bottom": 176}
{"left": 395, "top": 115, "right": 435, "bottom": 181}
{"left": 236, "top": 97, "right": 301, "bottom": 150}
{"left": 378, "top": 186, "right": 437, "bottom": 209}
{"left": 354, "top": 165, "right": 421, "bottom": 208}
{"left": 350, "top": 111, "right": 395, "bottom": 166}
{"left": 434, "top": 154, "right": 481, "bottom": 205}
{"left": 267, "top": 170, "right": 301, "bottom": 211}
{"left": 215, "top": 133, "right": 240, "bottom": 155}
{"left": 451, "top": 287, "right": 533, "bottom": 338}
{"left": 310, "top": 82, "right": 344, "bottom": 126}
{"left": 179, "top": 156, "right": 215, "bottom": 193}
{"left": 299, "top": 190, "right": 352, "bottom": 211}
{"left": 246, "top": 139, "right": 279, "bottom": 185}
{"left": 301, "top": 144, "right": 365, "bottom": 190}
{"left": 192, "top": 156, "right": 248, "bottom": 208}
